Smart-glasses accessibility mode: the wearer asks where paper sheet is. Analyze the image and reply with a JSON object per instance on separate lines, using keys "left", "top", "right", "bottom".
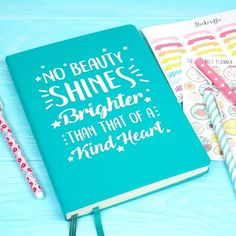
{"left": 142, "top": 9, "right": 236, "bottom": 102}
{"left": 182, "top": 56, "right": 236, "bottom": 160}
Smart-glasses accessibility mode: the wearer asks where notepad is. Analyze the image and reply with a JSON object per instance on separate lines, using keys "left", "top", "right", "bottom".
{"left": 182, "top": 56, "right": 236, "bottom": 160}
{"left": 142, "top": 9, "right": 236, "bottom": 102}
{"left": 6, "top": 25, "right": 209, "bottom": 220}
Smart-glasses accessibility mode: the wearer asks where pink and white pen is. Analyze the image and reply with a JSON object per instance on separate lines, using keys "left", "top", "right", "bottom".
{"left": 0, "top": 101, "right": 44, "bottom": 199}
{"left": 194, "top": 57, "right": 236, "bottom": 104}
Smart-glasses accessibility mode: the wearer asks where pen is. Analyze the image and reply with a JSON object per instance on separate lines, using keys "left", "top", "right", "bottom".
{"left": 202, "top": 87, "right": 236, "bottom": 190}
{"left": 194, "top": 57, "right": 236, "bottom": 104}
{"left": 0, "top": 101, "right": 44, "bottom": 199}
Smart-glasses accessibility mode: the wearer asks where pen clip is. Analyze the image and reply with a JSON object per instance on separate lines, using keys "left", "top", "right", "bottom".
{"left": 203, "top": 85, "right": 224, "bottom": 121}
{"left": 193, "top": 62, "right": 213, "bottom": 86}
{"left": 212, "top": 91, "right": 224, "bottom": 119}
{"left": 194, "top": 58, "right": 224, "bottom": 120}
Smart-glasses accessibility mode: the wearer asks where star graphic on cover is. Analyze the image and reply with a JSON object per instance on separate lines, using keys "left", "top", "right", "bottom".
{"left": 123, "top": 46, "right": 128, "bottom": 50}
{"left": 144, "top": 97, "right": 151, "bottom": 103}
{"left": 35, "top": 76, "right": 41, "bottom": 82}
{"left": 51, "top": 120, "right": 61, "bottom": 129}
{"left": 117, "top": 145, "right": 124, "bottom": 152}
{"left": 102, "top": 48, "right": 107, "bottom": 52}
{"left": 154, "top": 120, "right": 161, "bottom": 127}
{"left": 68, "top": 156, "right": 74, "bottom": 162}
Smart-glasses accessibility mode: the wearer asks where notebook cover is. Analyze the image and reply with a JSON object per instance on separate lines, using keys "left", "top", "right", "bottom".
{"left": 6, "top": 25, "right": 210, "bottom": 219}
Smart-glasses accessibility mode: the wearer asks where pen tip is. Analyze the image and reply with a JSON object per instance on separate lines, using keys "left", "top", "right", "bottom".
{"left": 36, "top": 191, "right": 44, "bottom": 200}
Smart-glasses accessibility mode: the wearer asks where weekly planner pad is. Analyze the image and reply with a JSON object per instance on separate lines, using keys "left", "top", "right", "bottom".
{"left": 182, "top": 57, "right": 236, "bottom": 161}
{"left": 142, "top": 9, "right": 236, "bottom": 102}
{"left": 6, "top": 25, "right": 209, "bottom": 221}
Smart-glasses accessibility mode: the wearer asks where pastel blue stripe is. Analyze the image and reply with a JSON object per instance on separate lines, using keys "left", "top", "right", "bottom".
{"left": 168, "top": 69, "right": 182, "bottom": 78}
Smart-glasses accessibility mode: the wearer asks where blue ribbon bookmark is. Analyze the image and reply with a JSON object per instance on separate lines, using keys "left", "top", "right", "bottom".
{"left": 93, "top": 207, "right": 105, "bottom": 236}
{"left": 69, "top": 214, "right": 78, "bottom": 236}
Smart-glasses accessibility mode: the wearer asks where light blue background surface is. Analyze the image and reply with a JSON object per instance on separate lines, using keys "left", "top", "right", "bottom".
{"left": 0, "top": 1, "right": 236, "bottom": 235}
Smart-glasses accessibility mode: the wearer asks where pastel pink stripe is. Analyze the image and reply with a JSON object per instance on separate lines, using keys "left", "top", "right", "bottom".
{"left": 216, "top": 22, "right": 236, "bottom": 32}
{"left": 194, "top": 57, "right": 236, "bottom": 104}
{"left": 220, "top": 29, "right": 236, "bottom": 38}
{"left": 0, "top": 111, "right": 43, "bottom": 198}
{"left": 184, "top": 29, "right": 211, "bottom": 39}
{"left": 155, "top": 42, "right": 183, "bottom": 50}
{"left": 188, "top": 35, "right": 215, "bottom": 45}
{"left": 152, "top": 36, "right": 179, "bottom": 43}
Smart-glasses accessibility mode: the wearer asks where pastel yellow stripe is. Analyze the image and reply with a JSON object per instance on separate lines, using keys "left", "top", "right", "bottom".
{"left": 232, "top": 50, "right": 236, "bottom": 56}
{"left": 161, "top": 55, "right": 181, "bottom": 64}
{"left": 164, "top": 63, "right": 181, "bottom": 71}
{"left": 228, "top": 43, "right": 236, "bottom": 50}
{"left": 214, "top": 54, "right": 227, "bottom": 57}
{"left": 158, "top": 49, "right": 186, "bottom": 57}
{"left": 196, "top": 47, "right": 223, "bottom": 56}
{"left": 191, "top": 42, "right": 219, "bottom": 51}
{"left": 224, "top": 36, "right": 236, "bottom": 43}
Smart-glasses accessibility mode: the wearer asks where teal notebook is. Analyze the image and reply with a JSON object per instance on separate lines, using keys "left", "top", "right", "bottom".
{"left": 6, "top": 25, "right": 210, "bottom": 220}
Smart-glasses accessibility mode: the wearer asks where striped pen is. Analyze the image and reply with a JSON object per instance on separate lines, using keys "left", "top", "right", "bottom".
{"left": 203, "top": 87, "right": 236, "bottom": 189}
